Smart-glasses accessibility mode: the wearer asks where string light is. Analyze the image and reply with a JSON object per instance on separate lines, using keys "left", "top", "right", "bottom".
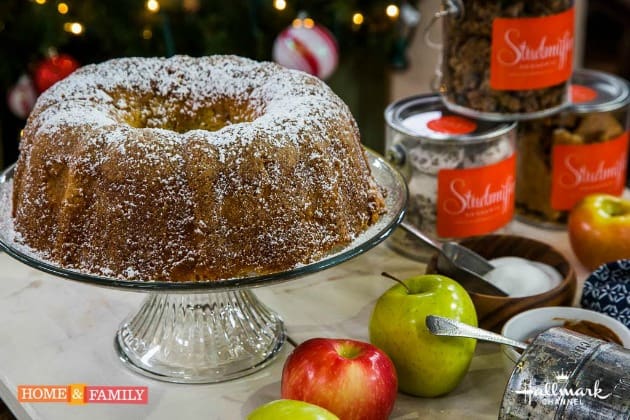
{"left": 142, "top": 28, "right": 153, "bottom": 40}
{"left": 352, "top": 12, "right": 364, "bottom": 26}
{"left": 34, "top": 0, "right": 46, "bottom": 5}
{"left": 57, "top": 2, "right": 69, "bottom": 14}
{"left": 63, "top": 22, "right": 84, "bottom": 35}
{"left": 386, "top": 4, "right": 399, "bottom": 19}
{"left": 146, "top": 0, "right": 160, "bottom": 13}
{"left": 273, "top": 0, "right": 286, "bottom": 11}
{"left": 291, "top": 16, "right": 314, "bottom": 29}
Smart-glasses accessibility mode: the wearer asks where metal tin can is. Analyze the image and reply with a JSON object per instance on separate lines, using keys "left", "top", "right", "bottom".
{"left": 385, "top": 94, "right": 516, "bottom": 261}
{"left": 500, "top": 327, "right": 630, "bottom": 419}
{"left": 438, "top": 0, "right": 574, "bottom": 121}
{"left": 516, "top": 69, "right": 630, "bottom": 228}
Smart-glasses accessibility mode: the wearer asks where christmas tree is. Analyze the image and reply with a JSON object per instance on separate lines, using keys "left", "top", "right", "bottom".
{"left": 0, "top": 0, "right": 419, "bottom": 167}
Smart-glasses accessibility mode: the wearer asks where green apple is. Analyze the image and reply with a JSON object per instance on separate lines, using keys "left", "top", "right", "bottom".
{"left": 369, "top": 274, "right": 477, "bottom": 397}
{"left": 247, "top": 399, "right": 339, "bottom": 420}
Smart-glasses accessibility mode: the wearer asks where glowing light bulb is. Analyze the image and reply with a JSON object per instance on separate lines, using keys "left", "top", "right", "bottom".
{"left": 63, "top": 22, "right": 84, "bottom": 35}
{"left": 273, "top": 0, "right": 286, "bottom": 11}
{"left": 57, "top": 2, "right": 69, "bottom": 14}
{"left": 352, "top": 12, "right": 364, "bottom": 25}
{"left": 386, "top": 4, "right": 399, "bottom": 18}
{"left": 35, "top": 0, "right": 46, "bottom": 5}
{"left": 142, "top": 28, "right": 153, "bottom": 40}
{"left": 303, "top": 17, "right": 314, "bottom": 28}
{"left": 292, "top": 18, "right": 302, "bottom": 28}
{"left": 146, "top": 0, "right": 160, "bottom": 13}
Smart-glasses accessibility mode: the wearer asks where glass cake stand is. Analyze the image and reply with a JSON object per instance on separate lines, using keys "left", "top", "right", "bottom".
{"left": 0, "top": 151, "right": 407, "bottom": 384}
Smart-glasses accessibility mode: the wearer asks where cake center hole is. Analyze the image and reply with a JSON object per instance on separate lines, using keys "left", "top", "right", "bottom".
{"left": 121, "top": 97, "right": 261, "bottom": 133}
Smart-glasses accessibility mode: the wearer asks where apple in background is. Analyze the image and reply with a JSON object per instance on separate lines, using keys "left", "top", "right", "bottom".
{"left": 369, "top": 274, "right": 477, "bottom": 397}
{"left": 568, "top": 194, "right": 630, "bottom": 270}
{"left": 247, "top": 399, "right": 339, "bottom": 420}
{"left": 281, "top": 338, "right": 397, "bottom": 420}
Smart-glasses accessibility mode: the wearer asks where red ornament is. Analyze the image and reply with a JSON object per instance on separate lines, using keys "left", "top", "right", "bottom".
{"left": 33, "top": 54, "right": 80, "bottom": 93}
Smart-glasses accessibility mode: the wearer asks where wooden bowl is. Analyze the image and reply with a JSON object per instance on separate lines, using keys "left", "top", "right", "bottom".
{"left": 426, "top": 234, "right": 577, "bottom": 332}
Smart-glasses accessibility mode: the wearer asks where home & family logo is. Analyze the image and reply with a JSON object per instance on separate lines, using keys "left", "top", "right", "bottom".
{"left": 18, "top": 384, "right": 148, "bottom": 405}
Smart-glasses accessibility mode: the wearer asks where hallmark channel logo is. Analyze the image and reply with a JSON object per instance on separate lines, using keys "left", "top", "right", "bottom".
{"left": 18, "top": 384, "right": 148, "bottom": 405}
{"left": 514, "top": 370, "right": 611, "bottom": 407}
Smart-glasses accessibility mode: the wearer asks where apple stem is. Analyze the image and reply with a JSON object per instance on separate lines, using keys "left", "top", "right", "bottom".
{"left": 381, "top": 272, "right": 411, "bottom": 293}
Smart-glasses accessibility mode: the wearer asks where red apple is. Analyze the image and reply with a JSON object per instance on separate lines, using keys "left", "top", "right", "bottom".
{"left": 568, "top": 194, "right": 630, "bottom": 270}
{"left": 281, "top": 338, "right": 397, "bottom": 420}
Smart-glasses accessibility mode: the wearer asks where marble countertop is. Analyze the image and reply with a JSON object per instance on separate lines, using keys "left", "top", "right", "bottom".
{"left": 0, "top": 220, "right": 592, "bottom": 420}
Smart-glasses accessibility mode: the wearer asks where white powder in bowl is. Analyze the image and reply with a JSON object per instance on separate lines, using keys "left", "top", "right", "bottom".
{"left": 484, "top": 256, "right": 562, "bottom": 297}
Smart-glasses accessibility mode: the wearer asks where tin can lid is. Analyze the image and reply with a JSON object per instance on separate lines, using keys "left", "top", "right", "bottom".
{"left": 385, "top": 94, "right": 515, "bottom": 143}
{"left": 570, "top": 69, "right": 630, "bottom": 113}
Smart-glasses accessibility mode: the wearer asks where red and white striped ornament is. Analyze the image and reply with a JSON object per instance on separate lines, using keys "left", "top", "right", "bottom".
{"left": 272, "top": 21, "right": 338, "bottom": 80}
{"left": 7, "top": 74, "right": 37, "bottom": 119}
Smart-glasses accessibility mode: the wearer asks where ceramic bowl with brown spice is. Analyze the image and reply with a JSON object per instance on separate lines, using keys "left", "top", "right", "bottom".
{"left": 501, "top": 306, "right": 630, "bottom": 366}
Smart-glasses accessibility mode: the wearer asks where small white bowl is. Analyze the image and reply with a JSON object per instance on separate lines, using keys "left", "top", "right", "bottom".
{"left": 500, "top": 306, "right": 630, "bottom": 374}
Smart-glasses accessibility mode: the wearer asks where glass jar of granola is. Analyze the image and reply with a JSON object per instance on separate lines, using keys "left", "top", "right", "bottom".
{"left": 439, "top": 0, "right": 574, "bottom": 121}
{"left": 516, "top": 69, "right": 630, "bottom": 227}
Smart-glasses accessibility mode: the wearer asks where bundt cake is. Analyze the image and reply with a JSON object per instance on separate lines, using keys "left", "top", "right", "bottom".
{"left": 12, "top": 55, "right": 385, "bottom": 281}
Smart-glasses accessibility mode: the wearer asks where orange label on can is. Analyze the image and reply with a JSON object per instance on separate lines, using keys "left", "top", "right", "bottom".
{"left": 490, "top": 8, "right": 574, "bottom": 90}
{"left": 551, "top": 132, "right": 629, "bottom": 210}
{"left": 437, "top": 154, "right": 516, "bottom": 238}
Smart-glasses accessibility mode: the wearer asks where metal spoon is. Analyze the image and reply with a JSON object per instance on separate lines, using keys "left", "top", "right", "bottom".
{"left": 426, "top": 315, "right": 528, "bottom": 350}
{"left": 398, "top": 221, "right": 508, "bottom": 296}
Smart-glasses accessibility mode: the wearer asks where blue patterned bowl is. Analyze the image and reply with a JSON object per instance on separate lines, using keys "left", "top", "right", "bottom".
{"left": 581, "top": 259, "right": 630, "bottom": 328}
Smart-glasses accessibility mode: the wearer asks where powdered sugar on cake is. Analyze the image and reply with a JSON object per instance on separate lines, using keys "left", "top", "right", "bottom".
{"left": 11, "top": 55, "right": 386, "bottom": 282}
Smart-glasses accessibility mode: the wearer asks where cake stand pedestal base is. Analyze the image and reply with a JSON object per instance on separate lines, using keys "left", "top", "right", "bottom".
{"left": 115, "top": 290, "right": 286, "bottom": 383}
